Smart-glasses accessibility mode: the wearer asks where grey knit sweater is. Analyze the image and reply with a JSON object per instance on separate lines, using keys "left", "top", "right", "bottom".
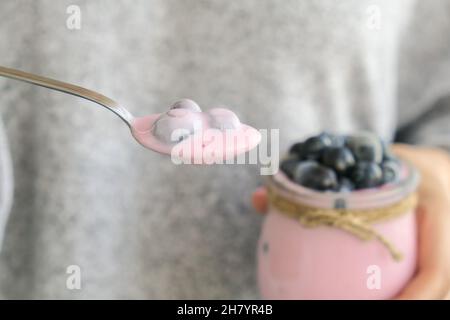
{"left": 0, "top": 0, "right": 449, "bottom": 299}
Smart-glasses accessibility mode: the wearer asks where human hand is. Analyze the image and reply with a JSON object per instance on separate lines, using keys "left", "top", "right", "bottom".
{"left": 392, "top": 144, "right": 450, "bottom": 299}
{"left": 251, "top": 143, "right": 450, "bottom": 299}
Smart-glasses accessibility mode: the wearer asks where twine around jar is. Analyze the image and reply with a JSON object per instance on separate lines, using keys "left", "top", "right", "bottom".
{"left": 267, "top": 185, "right": 418, "bottom": 261}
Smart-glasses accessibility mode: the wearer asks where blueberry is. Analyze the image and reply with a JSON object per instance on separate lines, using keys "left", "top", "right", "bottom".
{"left": 322, "top": 132, "right": 346, "bottom": 147}
{"left": 300, "top": 133, "right": 333, "bottom": 160}
{"left": 170, "top": 99, "right": 201, "bottom": 112}
{"left": 381, "top": 160, "right": 400, "bottom": 184}
{"left": 208, "top": 108, "right": 241, "bottom": 130}
{"left": 320, "top": 146, "right": 356, "bottom": 173}
{"left": 381, "top": 141, "right": 397, "bottom": 162}
{"left": 289, "top": 142, "right": 305, "bottom": 157}
{"left": 152, "top": 111, "right": 203, "bottom": 144}
{"left": 336, "top": 177, "right": 355, "bottom": 192}
{"left": 293, "top": 160, "right": 319, "bottom": 180}
{"left": 349, "top": 161, "right": 383, "bottom": 189}
{"left": 293, "top": 161, "right": 338, "bottom": 191}
{"left": 280, "top": 157, "right": 299, "bottom": 179}
{"left": 345, "top": 132, "right": 383, "bottom": 163}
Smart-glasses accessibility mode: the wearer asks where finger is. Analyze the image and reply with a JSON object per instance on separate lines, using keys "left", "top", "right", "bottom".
{"left": 252, "top": 187, "right": 268, "bottom": 214}
{"left": 391, "top": 144, "right": 450, "bottom": 299}
{"left": 396, "top": 203, "right": 450, "bottom": 299}
{"left": 445, "top": 290, "right": 450, "bottom": 300}
{"left": 396, "top": 268, "right": 449, "bottom": 300}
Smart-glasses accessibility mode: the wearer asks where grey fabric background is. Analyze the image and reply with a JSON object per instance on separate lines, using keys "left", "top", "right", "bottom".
{"left": 0, "top": 0, "right": 449, "bottom": 298}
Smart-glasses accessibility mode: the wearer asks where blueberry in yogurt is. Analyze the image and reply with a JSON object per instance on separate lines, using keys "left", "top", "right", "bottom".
{"left": 207, "top": 108, "right": 241, "bottom": 130}
{"left": 152, "top": 108, "right": 203, "bottom": 144}
{"left": 170, "top": 98, "right": 202, "bottom": 112}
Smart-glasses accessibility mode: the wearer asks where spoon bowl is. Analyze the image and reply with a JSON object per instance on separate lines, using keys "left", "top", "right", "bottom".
{"left": 131, "top": 112, "right": 261, "bottom": 163}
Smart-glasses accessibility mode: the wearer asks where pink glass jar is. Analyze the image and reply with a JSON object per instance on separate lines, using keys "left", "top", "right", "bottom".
{"left": 257, "top": 161, "right": 420, "bottom": 299}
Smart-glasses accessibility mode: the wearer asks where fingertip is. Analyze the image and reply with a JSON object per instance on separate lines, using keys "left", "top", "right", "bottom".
{"left": 252, "top": 187, "right": 268, "bottom": 214}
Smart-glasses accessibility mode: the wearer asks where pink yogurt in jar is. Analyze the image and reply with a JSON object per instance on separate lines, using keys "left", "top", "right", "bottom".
{"left": 257, "top": 160, "right": 420, "bottom": 299}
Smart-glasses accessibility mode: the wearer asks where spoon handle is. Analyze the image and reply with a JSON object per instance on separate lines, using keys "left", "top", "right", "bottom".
{"left": 0, "top": 65, "right": 134, "bottom": 126}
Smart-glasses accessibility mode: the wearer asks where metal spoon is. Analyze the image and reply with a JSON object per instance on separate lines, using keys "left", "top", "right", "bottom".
{"left": 0, "top": 65, "right": 261, "bottom": 162}
{"left": 0, "top": 65, "right": 134, "bottom": 126}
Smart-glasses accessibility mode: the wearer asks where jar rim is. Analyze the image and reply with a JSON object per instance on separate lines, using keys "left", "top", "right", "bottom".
{"left": 269, "top": 159, "right": 420, "bottom": 210}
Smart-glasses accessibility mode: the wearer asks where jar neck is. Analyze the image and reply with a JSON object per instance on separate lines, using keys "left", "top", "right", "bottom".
{"left": 268, "top": 160, "right": 420, "bottom": 210}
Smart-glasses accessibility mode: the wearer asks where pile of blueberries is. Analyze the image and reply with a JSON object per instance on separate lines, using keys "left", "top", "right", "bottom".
{"left": 280, "top": 132, "right": 401, "bottom": 192}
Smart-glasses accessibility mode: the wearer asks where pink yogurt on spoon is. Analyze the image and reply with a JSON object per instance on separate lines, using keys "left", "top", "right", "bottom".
{"left": 130, "top": 99, "right": 261, "bottom": 163}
